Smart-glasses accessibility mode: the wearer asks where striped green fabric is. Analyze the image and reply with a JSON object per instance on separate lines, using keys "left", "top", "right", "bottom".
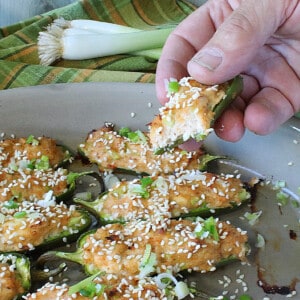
{"left": 0, "top": 0, "right": 197, "bottom": 90}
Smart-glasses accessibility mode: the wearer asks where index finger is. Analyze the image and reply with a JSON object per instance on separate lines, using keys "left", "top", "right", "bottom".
{"left": 155, "top": 4, "right": 217, "bottom": 104}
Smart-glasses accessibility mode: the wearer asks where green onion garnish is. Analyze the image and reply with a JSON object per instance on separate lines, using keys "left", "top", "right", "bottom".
{"left": 68, "top": 271, "right": 103, "bottom": 296}
{"left": 140, "top": 177, "right": 154, "bottom": 189}
{"left": 244, "top": 211, "right": 262, "bottom": 226}
{"left": 168, "top": 81, "right": 180, "bottom": 93}
{"left": 194, "top": 217, "right": 219, "bottom": 241}
{"left": 118, "top": 127, "right": 131, "bottom": 137}
{"left": 276, "top": 191, "right": 289, "bottom": 206}
{"left": 26, "top": 135, "right": 39, "bottom": 146}
{"left": 4, "top": 198, "right": 19, "bottom": 209}
{"left": 35, "top": 155, "right": 50, "bottom": 170}
{"left": 13, "top": 211, "right": 27, "bottom": 219}
{"left": 118, "top": 127, "right": 147, "bottom": 144}
{"left": 139, "top": 244, "right": 157, "bottom": 278}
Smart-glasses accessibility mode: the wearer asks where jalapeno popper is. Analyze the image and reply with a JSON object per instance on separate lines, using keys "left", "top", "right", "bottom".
{"left": 0, "top": 253, "right": 31, "bottom": 300}
{"left": 75, "top": 170, "right": 250, "bottom": 223}
{"left": 23, "top": 273, "right": 184, "bottom": 300}
{"left": 0, "top": 167, "right": 69, "bottom": 203}
{"left": 78, "top": 124, "right": 219, "bottom": 176}
{"left": 0, "top": 199, "right": 92, "bottom": 252}
{"left": 149, "top": 76, "right": 243, "bottom": 153}
{"left": 50, "top": 218, "right": 248, "bottom": 277}
{"left": 0, "top": 135, "right": 72, "bottom": 169}
{"left": 0, "top": 135, "right": 78, "bottom": 203}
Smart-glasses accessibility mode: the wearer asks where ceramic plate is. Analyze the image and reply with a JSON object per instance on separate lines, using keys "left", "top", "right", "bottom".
{"left": 0, "top": 82, "right": 299, "bottom": 299}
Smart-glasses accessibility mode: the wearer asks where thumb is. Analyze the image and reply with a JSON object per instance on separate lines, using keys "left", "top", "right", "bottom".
{"left": 187, "top": 0, "right": 284, "bottom": 84}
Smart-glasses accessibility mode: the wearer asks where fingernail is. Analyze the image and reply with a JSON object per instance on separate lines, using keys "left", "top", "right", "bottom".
{"left": 191, "top": 48, "right": 223, "bottom": 71}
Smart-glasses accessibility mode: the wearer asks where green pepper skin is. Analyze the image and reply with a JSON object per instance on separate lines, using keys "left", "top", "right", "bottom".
{"left": 212, "top": 76, "right": 243, "bottom": 122}
{"left": 56, "top": 171, "right": 104, "bottom": 203}
{"left": 0, "top": 208, "right": 93, "bottom": 254}
{"left": 41, "top": 229, "right": 97, "bottom": 275}
{"left": 0, "top": 253, "right": 31, "bottom": 298}
{"left": 34, "top": 209, "right": 93, "bottom": 253}
{"left": 74, "top": 193, "right": 123, "bottom": 225}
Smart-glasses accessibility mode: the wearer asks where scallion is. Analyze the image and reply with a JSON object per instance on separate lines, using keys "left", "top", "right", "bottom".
{"left": 26, "top": 135, "right": 39, "bottom": 146}
{"left": 276, "top": 191, "right": 289, "bottom": 206}
{"left": 194, "top": 217, "right": 219, "bottom": 241}
{"left": 155, "top": 273, "right": 190, "bottom": 300}
{"left": 13, "top": 211, "right": 27, "bottom": 219}
{"left": 244, "top": 211, "right": 262, "bottom": 226}
{"left": 139, "top": 244, "right": 157, "bottom": 278}
{"left": 38, "top": 18, "right": 175, "bottom": 65}
{"left": 68, "top": 271, "right": 103, "bottom": 296}
{"left": 168, "top": 81, "right": 180, "bottom": 93}
{"left": 35, "top": 155, "right": 50, "bottom": 170}
{"left": 4, "top": 198, "right": 19, "bottom": 209}
{"left": 255, "top": 233, "right": 265, "bottom": 248}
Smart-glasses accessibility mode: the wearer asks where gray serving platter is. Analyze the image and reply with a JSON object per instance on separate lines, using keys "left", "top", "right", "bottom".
{"left": 0, "top": 82, "right": 299, "bottom": 299}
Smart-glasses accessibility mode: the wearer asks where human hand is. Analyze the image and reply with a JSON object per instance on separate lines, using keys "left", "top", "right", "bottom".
{"left": 156, "top": 0, "right": 300, "bottom": 142}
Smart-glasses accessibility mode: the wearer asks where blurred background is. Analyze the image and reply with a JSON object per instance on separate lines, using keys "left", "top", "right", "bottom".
{"left": 0, "top": 0, "right": 76, "bottom": 26}
{"left": 0, "top": 0, "right": 205, "bottom": 27}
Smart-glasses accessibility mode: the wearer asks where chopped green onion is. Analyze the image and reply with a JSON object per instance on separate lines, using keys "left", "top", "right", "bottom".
{"left": 139, "top": 245, "right": 157, "bottom": 278}
{"left": 67, "top": 172, "right": 80, "bottom": 185}
{"left": 140, "top": 177, "right": 154, "bottom": 189}
{"left": 194, "top": 133, "right": 208, "bottom": 142}
{"left": 291, "top": 200, "right": 299, "bottom": 208}
{"left": 27, "top": 159, "right": 36, "bottom": 170}
{"left": 244, "top": 211, "right": 262, "bottom": 226}
{"left": 127, "top": 130, "right": 146, "bottom": 143}
{"left": 255, "top": 233, "right": 265, "bottom": 248}
{"left": 13, "top": 211, "right": 27, "bottom": 219}
{"left": 239, "top": 295, "right": 252, "bottom": 300}
{"left": 155, "top": 273, "right": 190, "bottom": 300}
{"left": 174, "top": 281, "right": 190, "bottom": 300}
{"left": 194, "top": 217, "right": 219, "bottom": 241}
{"left": 118, "top": 127, "right": 131, "bottom": 137}
{"left": 168, "top": 81, "right": 180, "bottom": 93}
{"left": 9, "top": 164, "right": 18, "bottom": 172}
{"left": 4, "top": 198, "right": 19, "bottom": 209}
{"left": 118, "top": 127, "right": 147, "bottom": 144}
{"left": 238, "top": 189, "right": 250, "bottom": 201}
{"left": 140, "top": 244, "right": 152, "bottom": 268}
{"left": 129, "top": 179, "right": 152, "bottom": 199}
{"left": 78, "top": 283, "right": 104, "bottom": 298}
{"left": 35, "top": 155, "right": 50, "bottom": 170}
{"left": 68, "top": 271, "right": 103, "bottom": 296}
{"left": 153, "top": 177, "right": 168, "bottom": 195}
{"left": 274, "top": 180, "right": 286, "bottom": 189}
{"left": 26, "top": 135, "right": 39, "bottom": 146}
{"left": 276, "top": 191, "right": 289, "bottom": 206}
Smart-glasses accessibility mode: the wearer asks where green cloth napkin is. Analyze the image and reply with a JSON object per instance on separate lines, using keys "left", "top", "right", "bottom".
{"left": 0, "top": 0, "right": 196, "bottom": 90}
